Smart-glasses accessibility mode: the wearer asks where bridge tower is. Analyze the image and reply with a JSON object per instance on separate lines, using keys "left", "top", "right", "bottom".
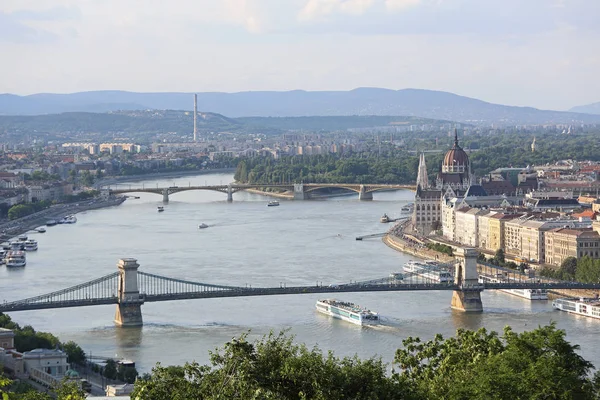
{"left": 450, "top": 248, "right": 483, "bottom": 312}
{"left": 358, "top": 185, "right": 373, "bottom": 201}
{"left": 114, "top": 258, "right": 144, "bottom": 327}
{"left": 294, "top": 184, "right": 308, "bottom": 200}
{"left": 227, "top": 184, "right": 233, "bottom": 202}
{"left": 162, "top": 189, "right": 169, "bottom": 203}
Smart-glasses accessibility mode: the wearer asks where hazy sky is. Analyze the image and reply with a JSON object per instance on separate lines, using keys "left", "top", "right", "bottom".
{"left": 1, "top": 0, "right": 598, "bottom": 110}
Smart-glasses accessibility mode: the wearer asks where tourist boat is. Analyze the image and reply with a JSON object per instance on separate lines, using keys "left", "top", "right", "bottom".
{"left": 10, "top": 241, "right": 24, "bottom": 251}
{"left": 157, "top": 206, "right": 164, "bottom": 212}
{"left": 478, "top": 274, "right": 548, "bottom": 300}
{"left": 24, "top": 240, "right": 38, "bottom": 251}
{"left": 18, "top": 235, "right": 27, "bottom": 242}
{"left": 198, "top": 223, "right": 209, "bottom": 229}
{"left": 401, "top": 203, "right": 414, "bottom": 213}
{"left": 5, "top": 251, "right": 26, "bottom": 268}
{"left": 46, "top": 220, "right": 57, "bottom": 227}
{"left": 36, "top": 227, "right": 46, "bottom": 233}
{"left": 389, "top": 272, "right": 404, "bottom": 280}
{"left": 552, "top": 297, "right": 600, "bottom": 319}
{"left": 380, "top": 214, "right": 390, "bottom": 223}
{"left": 1, "top": 242, "right": 11, "bottom": 251}
{"left": 0, "top": 250, "right": 6, "bottom": 264}
{"left": 403, "top": 260, "right": 453, "bottom": 283}
{"left": 315, "top": 299, "right": 380, "bottom": 326}
{"left": 267, "top": 201, "right": 280, "bottom": 207}
{"left": 62, "top": 215, "right": 77, "bottom": 224}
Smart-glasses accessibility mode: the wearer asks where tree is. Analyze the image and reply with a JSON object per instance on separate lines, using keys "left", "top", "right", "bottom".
{"left": 493, "top": 248, "right": 505, "bottom": 265}
{"left": 561, "top": 256, "right": 578, "bottom": 278}
{"left": 63, "top": 341, "right": 86, "bottom": 365}
{"left": 393, "top": 323, "right": 597, "bottom": 400}
{"left": 104, "top": 359, "right": 118, "bottom": 380}
{"left": 117, "top": 364, "right": 138, "bottom": 384}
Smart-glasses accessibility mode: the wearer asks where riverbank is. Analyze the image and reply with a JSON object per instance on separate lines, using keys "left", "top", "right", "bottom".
{"left": 245, "top": 188, "right": 293, "bottom": 200}
{"left": 96, "top": 168, "right": 236, "bottom": 187}
{"left": 0, "top": 197, "right": 126, "bottom": 241}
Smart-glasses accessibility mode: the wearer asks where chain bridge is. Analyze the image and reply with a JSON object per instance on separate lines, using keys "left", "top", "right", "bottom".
{"left": 104, "top": 183, "right": 416, "bottom": 202}
{"left": 2, "top": 250, "right": 600, "bottom": 327}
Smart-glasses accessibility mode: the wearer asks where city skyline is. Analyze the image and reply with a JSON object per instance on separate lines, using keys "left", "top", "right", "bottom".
{"left": 1, "top": 0, "right": 599, "bottom": 110}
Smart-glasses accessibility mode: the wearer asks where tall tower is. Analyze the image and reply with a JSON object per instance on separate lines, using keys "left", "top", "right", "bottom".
{"left": 416, "top": 152, "right": 429, "bottom": 189}
{"left": 193, "top": 94, "right": 198, "bottom": 142}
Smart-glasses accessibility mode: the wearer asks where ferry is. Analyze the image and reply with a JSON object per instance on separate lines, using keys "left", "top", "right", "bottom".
{"left": 267, "top": 201, "right": 280, "bottom": 207}
{"left": 24, "top": 240, "right": 38, "bottom": 251}
{"left": 198, "top": 223, "right": 209, "bottom": 229}
{"left": 552, "top": 297, "right": 600, "bottom": 319}
{"left": 315, "top": 299, "right": 380, "bottom": 326}
{"left": 380, "top": 214, "right": 390, "bottom": 223}
{"left": 403, "top": 260, "right": 453, "bottom": 283}
{"left": 478, "top": 274, "right": 548, "bottom": 300}
{"left": 5, "top": 251, "right": 26, "bottom": 268}
{"left": 10, "top": 241, "right": 24, "bottom": 251}
{"left": 157, "top": 206, "right": 165, "bottom": 212}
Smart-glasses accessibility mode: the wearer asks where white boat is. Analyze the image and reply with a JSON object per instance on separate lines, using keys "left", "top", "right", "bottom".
{"left": 157, "top": 206, "right": 164, "bottom": 212}
{"left": 10, "top": 241, "right": 24, "bottom": 251}
{"left": 18, "top": 235, "right": 27, "bottom": 242}
{"left": 389, "top": 272, "right": 404, "bottom": 280}
{"left": 267, "top": 201, "right": 280, "bottom": 207}
{"left": 403, "top": 260, "right": 453, "bottom": 283}
{"left": 198, "top": 223, "right": 209, "bottom": 229}
{"left": 553, "top": 297, "right": 600, "bottom": 319}
{"left": 46, "top": 220, "right": 58, "bottom": 227}
{"left": 401, "top": 203, "right": 414, "bottom": 213}
{"left": 380, "top": 214, "right": 390, "bottom": 223}
{"left": 5, "top": 251, "right": 26, "bottom": 267}
{"left": 478, "top": 274, "right": 548, "bottom": 300}
{"left": 36, "top": 227, "right": 46, "bottom": 233}
{"left": 62, "top": 215, "right": 77, "bottom": 224}
{"left": 315, "top": 299, "right": 380, "bottom": 326}
{"left": 24, "top": 240, "right": 38, "bottom": 251}
{"left": 0, "top": 250, "right": 6, "bottom": 264}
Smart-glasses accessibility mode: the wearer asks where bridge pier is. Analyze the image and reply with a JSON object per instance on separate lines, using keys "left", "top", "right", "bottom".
{"left": 227, "top": 185, "right": 233, "bottom": 202}
{"left": 294, "top": 184, "right": 308, "bottom": 200}
{"left": 114, "top": 258, "right": 144, "bottom": 327}
{"left": 162, "top": 189, "right": 169, "bottom": 203}
{"left": 450, "top": 248, "right": 483, "bottom": 312}
{"left": 358, "top": 185, "right": 373, "bottom": 201}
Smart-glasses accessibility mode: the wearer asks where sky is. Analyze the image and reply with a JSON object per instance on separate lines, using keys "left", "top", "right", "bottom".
{"left": 0, "top": 0, "right": 598, "bottom": 110}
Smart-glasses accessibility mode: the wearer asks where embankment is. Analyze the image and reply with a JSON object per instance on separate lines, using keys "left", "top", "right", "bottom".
{"left": 382, "top": 234, "right": 454, "bottom": 263}
{"left": 244, "top": 188, "right": 293, "bottom": 199}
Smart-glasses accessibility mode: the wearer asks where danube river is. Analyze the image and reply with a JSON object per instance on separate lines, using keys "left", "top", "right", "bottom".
{"left": 2, "top": 172, "right": 600, "bottom": 372}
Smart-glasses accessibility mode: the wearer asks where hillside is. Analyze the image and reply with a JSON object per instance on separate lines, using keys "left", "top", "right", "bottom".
{"left": 2, "top": 88, "right": 599, "bottom": 125}
{"left": 570, "top": 102, "right": 600, "bottom": 115}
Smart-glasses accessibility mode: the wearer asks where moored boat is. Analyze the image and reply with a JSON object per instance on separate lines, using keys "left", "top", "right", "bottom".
{"left": 267, "top": 201, "right": 280, "bottom": 207}
{"left": 62, "top": 215, "right": 77, "bottom": 224}
{"left": 553, "top": 297, "right": 600, "bottom": 319}
{"left": 315, "top": 299, "right": 379, "bottom": 326}
{"left": 24, "top": 240, "right": 38, "bottom": 251}
{"left": 5, "top": 251, "right": 26, "bottom": 267}
{"left": 10, "top": 241, "right": 24, "bottom": 251}
{"left": 46, "top": 220, "right": 57, "bottom": 227}
{"left": 36, "top": 227, "right": 46, "bottom": 233}
{"left": 478, "top": 274, "right": 548, "bottom": 300}
{"left": 18, "top": 235, "right": 27, "bottom": 242}
{"left": 401, "top": 203, "right": 414, "bottom": 213}
{"left": 403, "top": 260, "right": 453, "bottom": 283}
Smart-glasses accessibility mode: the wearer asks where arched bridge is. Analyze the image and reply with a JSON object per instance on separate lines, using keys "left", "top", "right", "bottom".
{"left": 1, "top": 252, "right": 599, "bottom": 327}
{"left": 104, "top": 183, "right": 416, "bottom": 202}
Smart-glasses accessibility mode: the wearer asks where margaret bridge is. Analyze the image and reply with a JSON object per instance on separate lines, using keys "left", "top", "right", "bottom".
{"left": 1, "top": 249, "right": 599, "bottom": 327}
{"left": 104, "top": 183, "right": 416, "bottom": 202}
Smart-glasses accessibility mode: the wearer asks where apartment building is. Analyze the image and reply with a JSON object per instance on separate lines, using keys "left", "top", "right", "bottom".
{"left": 545, "top": 229, "right": 600, "bottom": 266}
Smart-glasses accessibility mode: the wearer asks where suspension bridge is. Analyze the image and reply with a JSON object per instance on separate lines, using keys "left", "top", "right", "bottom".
{"left": 1, "top": 250, "right": 599, "bottom": 327}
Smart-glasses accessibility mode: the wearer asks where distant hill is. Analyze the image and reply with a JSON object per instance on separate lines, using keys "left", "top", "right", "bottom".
{"left": 2, "top": 88, "right": 599, "bottom": 124}
{"left": 569, "top": 102, "right": 600, "bottom": 115}
{"left": 0, "top": 111, "right": 449, "bottom": 135}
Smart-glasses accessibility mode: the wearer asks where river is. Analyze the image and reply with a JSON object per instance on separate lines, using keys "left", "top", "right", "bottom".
{"left": 2, "top": 172, "right": 600, "bottom": 373}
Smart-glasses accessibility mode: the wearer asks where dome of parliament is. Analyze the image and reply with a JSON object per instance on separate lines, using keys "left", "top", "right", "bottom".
{"left": 442, "top": 129, "right": 469, "bottom": 173}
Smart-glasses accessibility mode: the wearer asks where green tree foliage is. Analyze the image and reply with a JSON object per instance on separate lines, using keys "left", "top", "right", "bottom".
{"left": 132, "top": 331, "right": 407, "bottom": 400}
{"left": 394, "top": 323, "right": 598, "bottom": 400}
{"left": 493, "top": 248, "right": 506, "bottom": 266}
{"left": 0, "top": 314, "right": 59, "bottom": 353}
{"left": 0, "top": 375, "right": 85, "bottom": 400}
{"left": 7, "top": 201, "right": 52, "bottom": 220}
{"left": 63, "top": 341, "right": 86, "bottom": 365}
{"left": 425, "top": 243, "right": 453, "bottom": 256}
{"left": 104, "top": 359, "right": 118, "bottom": 380}
{"left": 117, "top": 364, "right": 138, "bottom": 384}
{"left": 80, "top": 170, "right": 94, "bottom": 187}
{"left": 540, "top": 256, "right": 600, "bottom": 283}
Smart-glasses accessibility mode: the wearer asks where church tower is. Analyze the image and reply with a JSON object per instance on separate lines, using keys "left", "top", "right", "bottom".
{"left": 416, "top": 153, "right": 429, "bottom": 189}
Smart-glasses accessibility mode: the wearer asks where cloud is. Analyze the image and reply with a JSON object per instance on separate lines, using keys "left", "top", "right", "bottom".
{"left": 299, "top": 0, "right": 376, "bottom": 21}
{"left": 11, "top": 6, "right": 81, "bottom": 21}
{"left": 0, "top": 12, "right": 58, "bottom": 43}
{"left": 384, "top": 0, "right": 420, "bottom": 11}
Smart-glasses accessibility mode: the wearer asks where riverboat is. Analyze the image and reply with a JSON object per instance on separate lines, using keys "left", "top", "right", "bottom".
{"left": 267, "top": 201, "right": 280, "bottom": 207}
{"left": 0, "top": 250, "right": 6, "bottom": 264}
{"left": 10, "top": 241, "right": 24, "bottom": 251}
{"left": 389, "top": 272, "right": 404, "bottom": 280}
{"left": 157, "top": 206, "right": 164, "bottom": 212}
{"left": 24, "top": 240, "right": 38, "bottom": 251}
{"left": 401, "top": 203, "right": 414, "bottom": 213}
{"left": 552, "top": 297, "right": 600, "bottom": 319}
{"left": 46, "top": 220, "right": 57, "bottom": 227}
{"left": 5, "top": 251, "right": 26, "bottom": 268}
{"left": 36, "top": 227, "right": 46, "bottom": 233}
{"left": 18, "top": 235, "right": 27, "bottom": 242}
{"left": 478, "top": 274, "right": 548, "bottom": 300}
{"left": 380, "top": 214, "right": 390, "bottom": 223}
{"left": 403, "top": 260, "right": 453, "bottom": 283}
{"left": 61, "top": 215, "right": 77, "bottom": 224}
{"left": 315, "top": 299, "right": 380, "bottom": 326}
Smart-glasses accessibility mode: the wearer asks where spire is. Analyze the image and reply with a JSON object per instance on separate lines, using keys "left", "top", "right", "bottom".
{"left": 416, "top": 152, "right": 429, "bottom": 189}
{"left": 454, "top": 128, "right": 459, "bottom": 147}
